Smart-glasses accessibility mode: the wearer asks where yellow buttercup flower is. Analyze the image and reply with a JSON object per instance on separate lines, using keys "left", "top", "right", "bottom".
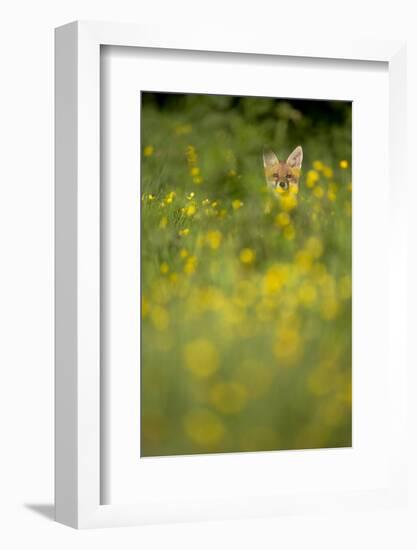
{"left": 160, "top": 262, "right": 169, "bottom": 274}
{"left": 240, "top": 248, "right": 255, "bottom": 265}
{"left": 323, "top": 166, "right": 333, "bottom": 179}
{"left": 279, "top": 193, "right": 298, "bottom": 211}
{"left": 184, "top": 255, "right": 197, "bottom": 274}
{"left": 164, "top": 191, "right": 176, "bottom": 204}
{"left": 275, "top": 211, "right": 291, "bottom": 227}
{"left": 306, "top": 169, "right": 320, "bottom": 188}
{"left": 312, "top": 160, "right": 324, "bottom": 171}
{"left": 159, "top": 216, "right": 168, "bottom": 229}
{"left": 205, "top": 230, "right": 222, "bottom": 250}
{"left": 305, "top": 236, "right": 323, "bottom": 259}
{"left": 263, "top": 263, "right": 289, "bottom": 295}
{"left": 185, "top": 203, "right": 197, "bottom": 217}
{"left": 232, "top": 199, "right": 244, "bottom": 210}
{"left": 339, "top": 160, "right": 349, "bottom": 169}
{"left": 143, "top": 145, "right": 154, "bottom": 157}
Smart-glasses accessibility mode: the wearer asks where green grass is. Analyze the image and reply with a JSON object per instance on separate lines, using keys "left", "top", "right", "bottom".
{"left": 140, "top": 92, "right": 352, "bottom": 457}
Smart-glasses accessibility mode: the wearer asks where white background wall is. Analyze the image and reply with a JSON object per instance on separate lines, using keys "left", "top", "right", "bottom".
{"left": 1, "top": 0, "right": 416, "bottom": 548}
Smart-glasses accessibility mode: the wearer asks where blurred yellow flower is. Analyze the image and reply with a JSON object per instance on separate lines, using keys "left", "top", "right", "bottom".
{"left": 184, "top": 255, "right": 197, "bottom": 274}
{"left": 159, "top": 216, "right": 168, "bottom": 229}
{"left": 275, "top": 211, "right": 291, "bottom": 227}
{"left": 305, "top": 236, "right": 323, "bottom": 259}
{"left": 210, "top": 382, "right": 248, "bottom": 414}
{"left": 190, "top": 166, "right": 200, "bottom": 176}
{"left": 164, "top": 191, "right": 176, "bottom": 204}
{"left": 263, "top": 263, "right": 288, "bottom": 295}
{"left": 240, "top": 248, "right": 256, "bottom": 265}
{"left": 323, "top": 166, "right": 333, "bottom": 179}
{"left": 183, "top": 339, "right": 220, "bottom": 378}
{"left": 169, "top": 272, "right": 179, "bottom": 285}
{"left": 339, "top": 160, "right": 349, "bottom": 169}
{"left": 205, "top": 230, "right": 222, "bottom": 250}
{"left": 312, "top": 160, "right": 324, "bottom": 171}
{"left": 279, "top": 193, "right": 298, "bottom": 211}
{"left": 160, "top": 262, "right": 169, "bottom": 274}
{"left": 147, "top": 194, "right": 156, "bottom": 201}
{"left": 179, "top": 228, "right": 190, "bottom": 236}
{"left": 183, "top": 408, "right": 225, "bottom": 446}
{"left": 327, "top": 189, "right": 337, "bottom": 202}
{"left": 179, "top": 248, "right": 189, "bottom": 259}
{"left": 185, "top": 203, "right": 197, "bottom": 217}
{"left": 143, "top": 145, "right": 154, "bottom": 157}
{"left": 232, "top": 199, "right": 244, "bottom": 210}
{"left": 193, "top": 176, "right": 203, "bottom": 185}
{"left": 306, "top": 169, "right": 320, "bottom": 188}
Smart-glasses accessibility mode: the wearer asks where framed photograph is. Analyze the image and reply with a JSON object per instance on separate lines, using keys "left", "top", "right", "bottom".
{"left": 55, "top": 21, "right": 407, "bottom": 528}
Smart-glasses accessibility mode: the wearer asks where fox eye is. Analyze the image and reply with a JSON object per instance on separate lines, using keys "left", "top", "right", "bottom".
{"left": 286, "top": 174, "right": 291, "bottom": 180}
{"left": 279, "top": 181, "right": 287, "bottom": 189}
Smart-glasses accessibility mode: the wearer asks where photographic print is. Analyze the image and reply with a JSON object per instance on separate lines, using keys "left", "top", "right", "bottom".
{"left": 140, "top": 92, "right": 352, "bottom": 457}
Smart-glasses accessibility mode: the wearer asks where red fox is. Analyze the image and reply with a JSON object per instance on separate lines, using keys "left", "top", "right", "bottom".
{"left": 263, "top": 146, "right": 303, "bottom": 196}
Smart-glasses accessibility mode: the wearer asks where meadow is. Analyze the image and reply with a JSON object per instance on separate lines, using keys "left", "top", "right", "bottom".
{"left": 140, "top": 92, "right": 352, "bottom": 457}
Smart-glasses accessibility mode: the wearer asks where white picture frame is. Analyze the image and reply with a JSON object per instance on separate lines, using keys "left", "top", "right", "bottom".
{"left": 55, "top": 21, "right": 407, "bottom": 529}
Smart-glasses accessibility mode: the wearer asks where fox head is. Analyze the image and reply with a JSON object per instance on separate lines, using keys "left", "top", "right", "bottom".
{"left": 263, "top": 146, "right": 303, "bottom": 196}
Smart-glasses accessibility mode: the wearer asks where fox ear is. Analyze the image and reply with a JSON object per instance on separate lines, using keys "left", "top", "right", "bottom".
{"left": 287, "top": 146, "right": 303, "bottom": 169}
{"left": 263, "top": 148, "right": 279, "bottom": 168}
